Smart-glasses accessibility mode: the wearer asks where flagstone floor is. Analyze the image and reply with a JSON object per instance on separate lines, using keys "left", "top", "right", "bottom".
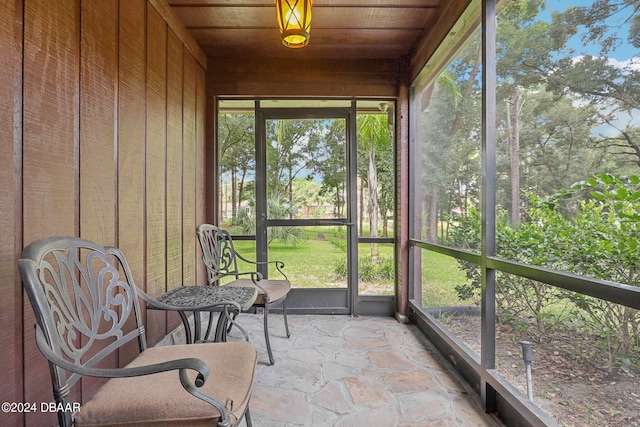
{"left": 217, "top": 313, "right": 504, "bottom": 427}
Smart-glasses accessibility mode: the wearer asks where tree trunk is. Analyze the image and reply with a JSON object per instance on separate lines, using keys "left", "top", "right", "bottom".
{"left": 231, "top": 169, "right": 237, "bottom": 223}
{"left": 381, "top": 205, "right": 388, "bottom": 237}
{"left": 368, "top": 146, "right": 379, "bottom": 260}
{"left": 238, "top": 168, "right": 247, "bottom": 209}
{"left": 507, "top": 87, "right": 523, "bottom": 225}
{"left": 359, "top": 178, "right": 364, "bottom": 236}
{"left": 220, "top": 176, "right": 226, "bottom": 223}
{"left": 426, "top": 190, "right": 438, "bottom": 242}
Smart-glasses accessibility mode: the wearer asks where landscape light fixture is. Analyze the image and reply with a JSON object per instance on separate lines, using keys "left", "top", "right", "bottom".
{"left": 275, "top": 0, "right": 313, "bottom": 48}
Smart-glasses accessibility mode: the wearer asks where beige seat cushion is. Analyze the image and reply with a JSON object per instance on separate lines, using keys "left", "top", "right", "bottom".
{"left": 74, "top": 342, "right": 257, "bottom": 427}
{"left": 225, "top": 279, "right": 291, "bottom": 305}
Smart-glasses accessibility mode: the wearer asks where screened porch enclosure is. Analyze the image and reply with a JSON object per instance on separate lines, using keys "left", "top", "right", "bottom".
{"left": 409, "top": 1, "right": 640, "bottom": 426}
{"left": 215, "top": 99, "right": 396, "bottom": 316}
{"left": 2, "top": 0, "right": 639, "bottom": 426}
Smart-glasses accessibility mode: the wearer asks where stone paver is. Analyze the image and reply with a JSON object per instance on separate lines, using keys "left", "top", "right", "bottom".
{"left": 220, "top": 314, "right": 503, "bottom": 427}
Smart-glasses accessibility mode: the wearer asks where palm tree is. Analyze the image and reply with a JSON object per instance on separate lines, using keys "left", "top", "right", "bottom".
{"left": 358, "top": 113, "right": 392, "bottom": 260}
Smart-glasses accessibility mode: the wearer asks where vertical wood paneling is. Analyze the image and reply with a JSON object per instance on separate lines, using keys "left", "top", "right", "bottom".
{"left": 3, "top": 1, "right": 207, "bottom": 423}
{"left": 79, "top": 0, "right": 119, "bottom": 398}
{"left": 0, "top": 1, "right": 20, "bottom": 426}
{"left": 80, "top": 0, "right": 117, "bottom": 244}
{"left": 195, "top": 65, "right": 206, "bottom": 284}
{"left": 206, "top": 58, "right": 399, "bottom": 98}
{"left": 117, "top": 0, "right": 147, "bottom": 367}
{"left": 166, "top": 29, "right": 184, "bottom": 331}
{"left": 22, "top": 2, "right": 78, "bottom": 243}
{"left": 147, "top": 0, "right": 207, "bottom": 69}
{"left": 182, "top": 51, "right": 197, "bottom": 286}
{"left": 145, "top": 3, "right": 168, "bottom": 342}
{"left": 22, "top": 0, "right": 79, "bottom": 424}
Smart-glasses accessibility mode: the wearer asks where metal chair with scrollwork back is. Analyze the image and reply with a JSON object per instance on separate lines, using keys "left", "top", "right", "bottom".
{"left": 197, "top": 224, "right": 291, "bottom": 365}
{"left": 19, "top": 236, "right": 257, "bottom": 427}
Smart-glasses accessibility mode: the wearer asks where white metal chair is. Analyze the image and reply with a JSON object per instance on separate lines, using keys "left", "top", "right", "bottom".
{"left": 197, "top": 224, "right": 291, "bottom": 365}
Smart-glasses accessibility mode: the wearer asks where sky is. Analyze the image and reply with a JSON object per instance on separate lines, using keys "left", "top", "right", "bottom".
{"left": 532, "top": 0, "right": 639, "bottom": 139}
{"left": 540, "top": 0, "right": 638, "bottom": 62}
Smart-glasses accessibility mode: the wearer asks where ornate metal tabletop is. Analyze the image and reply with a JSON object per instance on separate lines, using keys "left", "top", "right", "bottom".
{"left": 149, "top": 285, "right": 257, "bottom": 343}
{"left": 156, "top": 285, "right": 257, "bottom": 310}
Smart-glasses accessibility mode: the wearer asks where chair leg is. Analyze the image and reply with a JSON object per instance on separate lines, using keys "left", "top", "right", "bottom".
{"left": 226, "top": 310, "right": 238, "bottom": 334}
{"left": 244, "top": 406, "right": 253, "bottom": 427}
{"left": 263, "top": 304, "right": 275, "bottom": 365}
{"left": 282, "top": 297, "right": 291, "bottom": 338}
{"left": 178, "top": 311, "right": 193, "bottom": 344}
{"left": 203, "top": 311, "right": 216, "bottom": 341}
{"left": 214, "top": 310, "right": 230, "bottom": 342}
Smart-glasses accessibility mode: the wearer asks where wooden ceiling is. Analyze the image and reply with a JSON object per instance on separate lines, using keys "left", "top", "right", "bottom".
{"left": 168, "top": 0, "right": 459, "bottom": 61}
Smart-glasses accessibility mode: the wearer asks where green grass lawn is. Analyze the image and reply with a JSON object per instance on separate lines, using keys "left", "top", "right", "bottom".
{"left": 229, "top": 230, "right": 470, "bottom": 304}
{"left": 231, "top": 228, "right": 395, "bottom": 293}
{"left": 419, "top": 251, "right": 471, "bottom": 307}
{"left": 232, "top": 238, "right": 348, "bottom": 287}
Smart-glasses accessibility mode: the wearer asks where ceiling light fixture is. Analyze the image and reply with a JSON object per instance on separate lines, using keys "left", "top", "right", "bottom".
{"left": 274, "top": 0, "right": 313, "bottom": 48}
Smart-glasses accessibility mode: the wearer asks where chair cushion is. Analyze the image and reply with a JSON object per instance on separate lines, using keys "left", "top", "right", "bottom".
{"left": 74, "top": 342, "right": 257, "bottom": 427}
{"left": 226, "top": 279, "right": 291, "bottom": 305}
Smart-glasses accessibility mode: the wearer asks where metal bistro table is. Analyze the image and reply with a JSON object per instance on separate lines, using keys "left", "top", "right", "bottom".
{"left": 149, "top": 285, "right": 258, "bottom": 344}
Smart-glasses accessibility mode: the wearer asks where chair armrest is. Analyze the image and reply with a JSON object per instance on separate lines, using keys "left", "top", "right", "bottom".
{"left": 210, "top": 270, "right": 263, "bottom": 284}
{"left": 35, "top": 326, "right": 209, "bottom": 384}
{"left": 35, "top": 326, "right": 234, "bottom": 426}
{"left": 233, "top": 252, "right": 289, "bottom": 281}
{"left": 210, "top": 271, "right": 269, "bottom": 297}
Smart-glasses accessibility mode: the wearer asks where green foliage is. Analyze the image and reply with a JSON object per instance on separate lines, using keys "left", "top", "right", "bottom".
{"left": 377, "top": 257, "right": 395, "bottom": 281}
{"left": 266, "top": 119, "right": 324, "bottom": 197}
{"left": 333, "top": 256, "right": 394, "bottom": 282}
{"left": 357, "top": 113, "right": 394, "bottom": 238}
{"left": 233, "top": 193, "right": 305, "bottom": 246}
{"left": 332, "top": 259, "right": 348, "bottom": 280}
{"left": 449, "top": 174, "right": 640, "bottom": 370}
{"left": 328, "top": 237, "right": 346, "bottom": 251}
{"left": 550, "top": 174, "right": 640, "bottom": 371}
{"left": 232, "top": 204, "right": 254, "bottom": 234}
{"left": 445, "top": 207, "right": 482, "bottom": 251}
{"left": 325, "top": 226, "right": 347, "bottom": 251}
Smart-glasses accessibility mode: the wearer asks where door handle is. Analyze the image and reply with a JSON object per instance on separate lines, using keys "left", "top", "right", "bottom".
{"left": 314, "top": 220, "right": 354, "bottom": 226}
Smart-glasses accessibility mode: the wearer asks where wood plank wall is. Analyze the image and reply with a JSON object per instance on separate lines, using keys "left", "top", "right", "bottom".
{"left": 206, "top": 57, "right": 400, "bottom": 98}
{"left": 0, "top": 1, "right": 22, "bottom": 427}
{"left": 0, "top": 1, "right": 207, "bottom": 425}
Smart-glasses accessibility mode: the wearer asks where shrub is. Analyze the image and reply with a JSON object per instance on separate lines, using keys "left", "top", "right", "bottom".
{"left": 448, "top": 174, "right": 640, "bottom": 373}
{"left": 232, "top": 193, "right": 305, "bottom": 246}
{"left": 333, "top": 256, "right": 394, "bottom": 283}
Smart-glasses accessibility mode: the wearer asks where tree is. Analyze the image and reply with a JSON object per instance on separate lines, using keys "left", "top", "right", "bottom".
{"left": 552, "top": 174, "right": 640, "bottom": 374}
{"left": 266, "top": 119, "right": 323, "bottom": 210}
{"left": 234, "top": 192, "right": 304, "bottom": 246}
{"left": 493, "top": 0, "right": 640, "bottom": 219}
{"left": 218, "top": 113, "right": 254, "bottom": 224}
{"left": 505, "top": 87, "right": 525, "bottom": 223}
{"left": 376, "top": 137, "right": 395, "bottom": 237}
{"left": 314, "top": 119, "right": 347, "bottom": 217}
{"left": 496, "top": 0, "right": 552, "bottom": 223}
{"left": 291, "top": 177, "right": 331, "bottom": 218}
{"left": 358, "top": 113, "right": 393, "bottom": 258}
{"left": 545, "top": 1, "right": 640, "bottom": 167}
{"left": 417, "top": 59, "right": 481, "bottom": 244}
{"left": 495, "top": 88, "right": 606, "bottom": 214}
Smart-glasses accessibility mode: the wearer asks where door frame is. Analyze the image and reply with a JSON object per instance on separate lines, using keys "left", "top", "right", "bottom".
{"left": 256, "top": 102, "right": 359, "bottom": 314}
